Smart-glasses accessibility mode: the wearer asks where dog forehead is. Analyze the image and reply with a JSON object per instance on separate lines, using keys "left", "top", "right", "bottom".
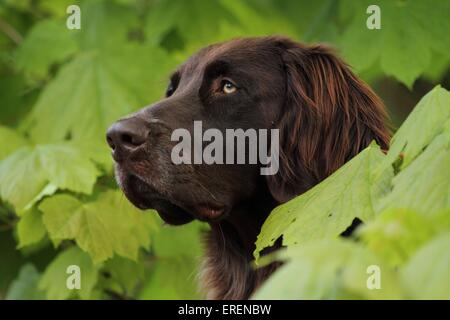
{"left": 180, "top": 38, "right": 278, "bottom": 76}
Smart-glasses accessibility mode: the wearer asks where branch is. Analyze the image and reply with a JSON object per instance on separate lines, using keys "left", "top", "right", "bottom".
{"left": 0, "top": 17, "right": 23, "bottom": 45}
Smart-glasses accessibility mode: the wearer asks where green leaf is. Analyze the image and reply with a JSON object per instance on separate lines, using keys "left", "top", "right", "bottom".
{"left": 0, "top": 143, "right": 101, "bottom": 213}
{"left": 145, "top": 0, "right": 238, "bottom": 46}
{"left": 37, "top": 0, "right": 78, "bottom": 18}
{"left": 138, "top": 256, "right": 201, "bottom": 300}
{"left": 103, "top": 256, "right": 145, "bottom": 294}
{"left": 379, "top": 130, "right": 450, "bottom": 215}
{"left": 216, "top": 0, "right": 298, "bottom": 41}
{"left": 409, "top": 0, "right": 450, "bottom": 56}
{"left": 75, "top": 141, "right": 114, "bottom": 173}
{"left": 358, "top": 209, "right": 450, "bottom": 266}
{"left": 252, "top": 239, "right": 403, "bottom": 299}
{"left": 24, "top": 44, "right": 174, "bottom": 144}
{"left": 0, "top": 74, "right": 34, "bottom": 126}
{"left": 0, "top": 126, "right": 28, "bottom": 161}
{"left": 379, "top": 6, "right": 430, "bottom": 88}
{"left": 39, "top": 246, "right": 98, "bottom": 300}
{"left": 15, "top": 19, "right": 78, "bottom": 79}
{"left": 6, "top": 263, "right": 45, "bottom": 300}
{"left": 255, "top": 143, "right": 393, "bottom": 260}
{"left": 401, "top": 232, "right": 450, "bottom": 299}
{"left": 384, "top": 85, "right": 450, "bottom": 169}
{"left": 77, "top": 0, "right": 138, "bottom": 50}
{"left": 17, "top": 208, "right": 46, "bottom": 248}
{"left": 152, "top": 220, "right": 204, "bottom": 258}
{"left": 273, "top": 0, "right": 337, "bottom": 41}
{"left": 138, "top": 221, "right": 204, "bottom": 299}
{"left": 338, "top": 0, "right": 450, "bottom": 87}
{"left": 2, "top": 0, "right": 30, "bottom": 11}
{"left": 40, "top": 190, "right": 157, "bottom": 263}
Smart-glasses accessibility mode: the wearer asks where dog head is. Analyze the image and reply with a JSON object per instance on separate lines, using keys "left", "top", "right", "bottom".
{"left": 106, "top": 36, "right": 389, "bottom": 225}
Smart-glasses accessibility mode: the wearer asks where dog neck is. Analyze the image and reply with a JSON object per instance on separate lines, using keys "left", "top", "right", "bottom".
{"left": 200, "top": 185, "right": 280, "bottom": 300}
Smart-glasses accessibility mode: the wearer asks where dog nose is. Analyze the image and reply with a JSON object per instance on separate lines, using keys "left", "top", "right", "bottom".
{"left": 106, "top": 117, "right": 149, "bottom": 159}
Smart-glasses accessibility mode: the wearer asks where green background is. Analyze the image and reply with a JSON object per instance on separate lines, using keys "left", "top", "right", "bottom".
{"left": 0, "top": 0, "right": 449, "bottom": 300}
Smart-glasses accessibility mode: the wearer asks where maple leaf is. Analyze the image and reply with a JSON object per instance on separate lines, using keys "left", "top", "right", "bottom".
{"left": 255, "top": 143, "right": 393, "bottom": 260}
{"left": 39, "top": 246, "right": 99, "bottom": 300}
{"left": 0, "top": 143, "right": 103, "bottom": 213}
{"left": 40, "top": 190, "right": 157, "bottom": 263}
{"left": 338, "top": 0, "right": 450, "bottom": 88}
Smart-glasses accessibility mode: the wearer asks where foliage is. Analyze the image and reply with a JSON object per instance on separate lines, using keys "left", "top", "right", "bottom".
{"left": 253, "top": 86, "right": 450, "bottom": 299}
{"left": 338, "top": 0, "right": 450, "bottom": 88}
{"left": 253, "top": 239, "right": 405, "bottom": 299}
{"left": 5, "top": 264, "right": 45, "bottom": 300}
{"left": 0, "top": 0, "right": 449, "bottom": 300}
{"left": 254, "top": 142, "right": 393, "bottom": 260}
{"left": 39, "top": 190, "right": 157, "bottom": 263}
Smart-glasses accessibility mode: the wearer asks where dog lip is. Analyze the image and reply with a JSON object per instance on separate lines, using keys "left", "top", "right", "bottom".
{"left": 120, "top": 171, "right": 229, "bottom": 222}
{"left": 123, "top": 173, "right": 161, "bottom": 209}
{"left": 123, "top": 173, "right": 195, "bottom": 223}
{"left": 194, "top": 203, "right": 228, "bottom": 221}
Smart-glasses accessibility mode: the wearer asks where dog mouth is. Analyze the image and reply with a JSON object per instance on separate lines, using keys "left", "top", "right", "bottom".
{"left": 195, "top": 204, "right": 226, "bottom": 220}
{"left": 121, "top": 173, "right": 228, "bottom": 224}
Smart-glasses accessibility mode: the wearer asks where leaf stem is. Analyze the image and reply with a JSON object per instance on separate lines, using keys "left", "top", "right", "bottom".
{"left": 0, "top": 17, "right": 23, "bottom": 45}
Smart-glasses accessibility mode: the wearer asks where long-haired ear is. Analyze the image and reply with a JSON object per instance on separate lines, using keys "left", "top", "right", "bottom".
{"left": 267, "top": 39, "right": 390, "bottom": 203}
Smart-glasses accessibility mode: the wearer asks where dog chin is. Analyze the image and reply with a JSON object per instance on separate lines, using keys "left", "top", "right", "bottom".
{"left": 118, "top": 173, "right": 193, "bottom": 225}
{"left": 119, "top": 171, "right": 229, "bottom": 224}
{"left": 155, "top": 205, "right": 195, "bottom": 225}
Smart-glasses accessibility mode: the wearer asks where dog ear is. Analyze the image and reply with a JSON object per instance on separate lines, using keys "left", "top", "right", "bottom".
{"left": 266, "top": 39, "right": 390, "bottom": 203}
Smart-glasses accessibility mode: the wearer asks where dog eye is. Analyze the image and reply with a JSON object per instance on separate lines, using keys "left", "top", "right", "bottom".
{"left": 221, "top": 80, "right": 237, "bottom": 94}
{"left": 166, "top": 83, "right": 175, "bottom": 97}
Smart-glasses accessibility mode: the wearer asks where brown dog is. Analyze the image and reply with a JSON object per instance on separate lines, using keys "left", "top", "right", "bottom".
{"left": 106, "top": 36, "right": 389, "bottom": 299}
